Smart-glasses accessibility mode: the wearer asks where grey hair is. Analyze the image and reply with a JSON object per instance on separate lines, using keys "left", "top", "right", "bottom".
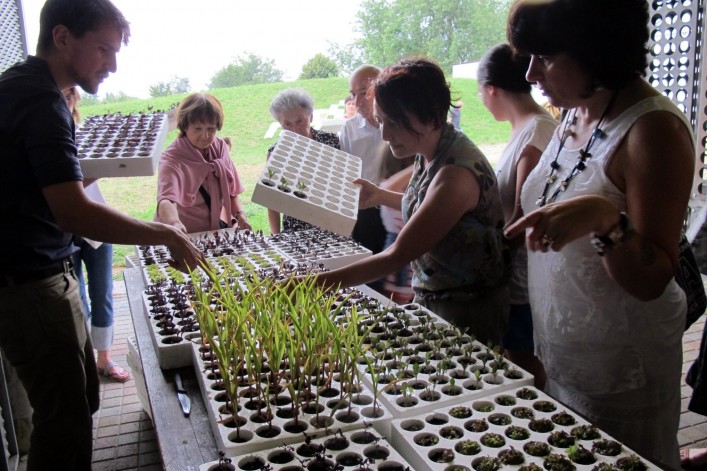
{"left": 269, "top": 88, "right": 314, "bottom": 119}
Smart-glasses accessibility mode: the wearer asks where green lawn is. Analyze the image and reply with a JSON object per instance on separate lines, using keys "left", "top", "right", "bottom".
{"left": 79, "top": 77, "right": 510, "bottom": 272}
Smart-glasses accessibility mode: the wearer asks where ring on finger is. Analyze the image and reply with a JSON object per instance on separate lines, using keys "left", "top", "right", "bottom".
{"left": 541, "top": 234, "right": 554, "bottom": 248}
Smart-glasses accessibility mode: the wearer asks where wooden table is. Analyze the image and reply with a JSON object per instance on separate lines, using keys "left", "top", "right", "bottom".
{"left": 124, "top": 268, "right": 219, "bottom": 470}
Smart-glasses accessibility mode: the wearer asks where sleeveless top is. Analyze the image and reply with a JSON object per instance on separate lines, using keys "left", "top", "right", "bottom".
{"left": 521, "top": 95, "right": 688, "bottom": 395}
{"left": 402, "top": 124, "right": 507, "bottom": 294}
{"left": 496, "top": 114, "right": 557, "bottom": 304}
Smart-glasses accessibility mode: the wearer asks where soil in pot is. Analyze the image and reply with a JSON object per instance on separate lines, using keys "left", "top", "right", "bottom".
{"left": 324, "top": 435, "right": 350, "bottom": 451}
{"left": 449, "top": 406, "right": 473, "bottom": 419}
{"left": 591, "top": 439, "right": 623, "bottom": 457}
{"left": 511, "top": 407, "right": 535, "bottom": 419}
{"left": 336, "top": 452, "right": 363, "bottom": 467}
{"left": 488, "top": 413, "right": 512, "bottom": 426}
{"left": 571, "top": 425, "right": 601, "bottom": 440}
{"left": 351, "top": 430, "right": 378, "bottom": 444}
{"left": 529, "top": 418, "right": 554, "bottom": 433}
{"left": 414, "top": 433, "right": 440, "bottom": 447}
{"left": 464, "top": 419, "right": 489, "bottom": 433}
{"left": 547, "top": 430, "right": 575, "bottom": 448}
{"left": 429, "top": 448, "right": 456, "bottom": 463}
{"left": 455, "top": 439, "right": 481, "bottom": 456}
{"left": 551, "top": 411, "right": 576, "bottom": 426}
{"left": 533, "top": 400, "right": 557, "bottom": 413}
{"left": 363, "top": 445, "right": 390, "bottom": 460}
{"left": 516, "top": 387, "right": 539, "bottom": 400}
{"left": 238, "top": 456, "right": 267, "bottom": 471}
{"left": 307, "top": 458, "right": 336, "bottom": 471}
{"left": 543, "top": 453, "right": 576, "bottom": 471}
{"left": 420, "top": 391, "right": 442, "bottom": 402}
{"left": 499, "top": 447, "right": 525, "bottom": 465}
{"left": 471, "top": 456, "right": 502, "bottom": 471}
{"left": 566, "top": 444, "right": 596, "bottom": 465}
{"left": 440, "top": 426, "right": 464, "bottom": 440}
{"left": 267, "top": 449, "right": 295, "bottom": 464}
{"left": 523, "top": 441, "right": 551, "bottom": 457}
{"left": 505, "top": 425, "right": 531, "bottom": 440}
{"left": 615, "top": 454, "right": 648, "bottom": 470}
{"left": 479, "top": 432, "right": 505, "bottom": 448}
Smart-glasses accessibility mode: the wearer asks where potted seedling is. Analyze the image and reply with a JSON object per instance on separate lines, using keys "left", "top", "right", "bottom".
{"left": 499, "top": 447, "right": 525, "bottom": 466}
{"left": 294, "top": 180, "right": 308, "bottom": 199}
{"left": 262, "top": 167, "right": 276, "bottom": 186}
{"left": 277, "top": 176, "right": 291, "bottom": 193}
{"left": 567, "top": 444, "right": 596, "bottom": 465}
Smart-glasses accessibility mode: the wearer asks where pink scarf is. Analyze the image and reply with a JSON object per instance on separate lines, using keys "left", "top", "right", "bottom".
{"left": 157, "top": 136, "right": 243, "bottom": 230}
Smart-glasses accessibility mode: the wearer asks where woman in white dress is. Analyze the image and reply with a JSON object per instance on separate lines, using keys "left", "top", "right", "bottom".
{"left": 478, "top": 43, "right": 556, "bottom": 389}
{"left": 505, "top": 0, "right": 694, "bottom": 468}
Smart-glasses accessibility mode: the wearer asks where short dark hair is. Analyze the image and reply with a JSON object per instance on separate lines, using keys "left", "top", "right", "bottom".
{"left": 507, "top": 0, "right": 649, "bottom": 90}
{"left": 372, "top": 58, "right": 451, "bottom": 136}
{"left": 37, "top": 0, "right": 130, "bottom": 53}
{"left": 477, "top": 43, "right": 531, "bottom": 94}
{"left": 176, "top": 93, "right": 224, "bottom": 136}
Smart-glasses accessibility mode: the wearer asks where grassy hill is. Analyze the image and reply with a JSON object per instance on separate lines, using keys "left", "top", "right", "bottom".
{"left": 78, "top": 77, "right": 510, "bottom": 269}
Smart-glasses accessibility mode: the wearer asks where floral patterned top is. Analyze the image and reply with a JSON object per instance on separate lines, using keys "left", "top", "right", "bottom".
{"left": 402, "top": 124, "right": 508, "bottom": 294}
{"left": 268, "top": 128, "right": 340, "bottom": 231}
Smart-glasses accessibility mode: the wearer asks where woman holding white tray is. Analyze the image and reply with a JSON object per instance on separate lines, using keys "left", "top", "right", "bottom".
{"left": 266, "top": 88, "right": 340, "bottom": 234}
{"left": 156, "top": 93, "right": 251, "bottom": 233}
{"left": 312, "top": 59, "right": 510, "bottom": 346}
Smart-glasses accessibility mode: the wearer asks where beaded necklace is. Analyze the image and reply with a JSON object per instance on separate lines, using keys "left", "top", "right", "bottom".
{"left": 536, "top": 91, "right": 618, "bottom": 207}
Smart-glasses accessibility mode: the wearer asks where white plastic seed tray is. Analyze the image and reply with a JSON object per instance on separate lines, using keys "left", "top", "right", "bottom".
{"left": 358, "top": 303, "right": 533, "bottom": 419}
{"left": 268, "top": 227, "right": 371, "bottom": 270}
{"left": 76, "top": 112, "right": 168, "bottom": 179}
{"left": 199, "top": 427, "right": 414, "bottom": 471}
{"left": 389, "top": 386, "right": 659, "bottom": 471}
{"left": 252, "top": 130, "right": 362, "bottom": 236}
{"left": 191, "top": 342, "right": 393, "bottom": 457}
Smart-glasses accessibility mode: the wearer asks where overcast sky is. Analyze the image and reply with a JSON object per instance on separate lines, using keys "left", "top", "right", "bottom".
{"left": 21, "top": 0, "right": 362, "bottom": 98}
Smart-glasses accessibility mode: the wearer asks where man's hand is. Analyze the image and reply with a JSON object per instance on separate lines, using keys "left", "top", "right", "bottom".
{"left": 164, "top": 227, "right": 208, "bottom": 273}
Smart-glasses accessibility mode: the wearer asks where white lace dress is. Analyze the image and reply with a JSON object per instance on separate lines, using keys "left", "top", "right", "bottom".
{"left": 521, "top": 95, "right": 688, "bottom": 469}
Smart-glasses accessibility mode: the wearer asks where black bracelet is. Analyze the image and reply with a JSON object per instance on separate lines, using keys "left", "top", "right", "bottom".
{"left": 590, "top": 212, "right": 633, "bottom": 256}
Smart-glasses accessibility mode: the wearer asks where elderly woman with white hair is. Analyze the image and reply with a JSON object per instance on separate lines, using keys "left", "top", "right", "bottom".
{"left": 266, "top": 88, "right": 340, "bottom": 234}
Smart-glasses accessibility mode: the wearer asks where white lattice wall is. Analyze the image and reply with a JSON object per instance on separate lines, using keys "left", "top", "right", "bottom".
{"left": 0, "top": 0, "right": 26, "bottom": 74}
{"left": 647, "top": 0, "right": 707, "bottom": 221}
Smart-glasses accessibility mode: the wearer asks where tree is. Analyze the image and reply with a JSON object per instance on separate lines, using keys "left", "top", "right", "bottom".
{"left": 299, "top": 53, "right": 340, "bottom": 79}
{"left": 354, "top": 0, "right": 511, "bottom": 72}
{"left": 148, "top": 76, "right": 190, "bottom": 98}
{"left": 327, "top": 41, "right": 366, "bottom": 76}
{"left": 209, "top": 53, "right": 284, "bottom": 89}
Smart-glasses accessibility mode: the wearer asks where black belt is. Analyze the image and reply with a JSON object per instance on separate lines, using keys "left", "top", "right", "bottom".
{"left": 0, "top": 259, "right": 72, "bottom": 288}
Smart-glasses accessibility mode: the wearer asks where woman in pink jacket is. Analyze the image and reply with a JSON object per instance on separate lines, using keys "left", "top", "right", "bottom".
{"left": 156, "top": 93, "right": 251, "bottom": 233}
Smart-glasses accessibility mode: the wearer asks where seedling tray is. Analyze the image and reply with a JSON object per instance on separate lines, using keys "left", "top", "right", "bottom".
{"left": 269, "top": 227, "right": 371, "bottom": 270}
{"left": 252, "top": 130, "right": 361, "bottom": 236}
{"left": 357, "top": 303, "right": 533, "bottom": 419}
{"left": 199, "top": 427, "right": 414, "bottom": 471}
{"left": 76, "top": 112, "right": 168, "bottom": 179}
{"left": 389, "top": 386, "right": 659, "bottom": 471}
{"left": 192, "top": 342, "right": 393, "bottom": 457}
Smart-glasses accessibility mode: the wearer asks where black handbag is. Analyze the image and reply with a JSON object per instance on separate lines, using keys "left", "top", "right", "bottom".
{"left": 676, "top": 233, "right": 706, "bottom": 330}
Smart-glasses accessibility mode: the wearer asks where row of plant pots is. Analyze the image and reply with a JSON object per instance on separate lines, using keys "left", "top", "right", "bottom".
{"left": 136, "top": 228, "right": 370, "bottom": 369}
{"left": 199, "top": 426, "right": 414, "bottom": 471}
{"left": 389, "top": 386, "right": 657, "bottom": 471}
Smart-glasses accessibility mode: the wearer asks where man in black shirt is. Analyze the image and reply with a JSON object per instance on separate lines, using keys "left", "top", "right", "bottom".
{"left": 0, "top": 1, "right": 204, "bottom": 469}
